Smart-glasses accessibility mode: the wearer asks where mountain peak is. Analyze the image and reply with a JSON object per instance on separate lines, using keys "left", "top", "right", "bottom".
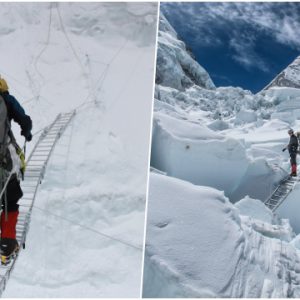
{"left": 264, "top": 55, "right": 300, "bottom": 90}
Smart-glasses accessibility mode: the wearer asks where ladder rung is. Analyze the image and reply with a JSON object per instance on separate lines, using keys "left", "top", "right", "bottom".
{"left": 35, "top": 148, "right": 51, "bottom": 151}
{"left": 40, "top": 140, "right": 56, "bottom": 144}
{"left": 0, "top": 111, "right": 75, "bottom": 296}
{"left": 39, "top": 142, "right": 54, "bottom": 145}
{"left": 49, "top": 125, "right": 63, "bottom": 129}
{"left": 29, "top": 159, "right": 47, "bottom": 161}
{"left": 22, "top": 187, "right": 38, "bottom": 191}
{"left": 18, "top": 204, "right": 31, "bottom": 208}
{"left": 22, "top": 182, "right": 37, "bottom": 185}
{"left": 51, "top": 124, "right": 64, "bottom": 127}
{"left": 41, "top": 136, "right": 57, "bottom": 139}
{"left": 23, "top": 177, "right": 40, "bottom": 181}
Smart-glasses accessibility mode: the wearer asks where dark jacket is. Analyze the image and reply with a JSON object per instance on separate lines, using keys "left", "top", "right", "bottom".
{"left": 1, "top": 91, "right": 32, "bottom": 138}
{"left": 288, "top": 134, "right": 298, "bottom": 154}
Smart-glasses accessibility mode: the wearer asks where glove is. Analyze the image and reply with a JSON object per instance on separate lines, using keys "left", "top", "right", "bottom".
{"left": 282, "top": 148, "right": 286, "bottom": 152}
{"left": 21, "top": 130, "right": 32, "bottom": 142}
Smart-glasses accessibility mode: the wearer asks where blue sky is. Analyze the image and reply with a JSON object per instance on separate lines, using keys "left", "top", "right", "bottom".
{"left": 161, "top": 2, "right": 300, "bottom": 93}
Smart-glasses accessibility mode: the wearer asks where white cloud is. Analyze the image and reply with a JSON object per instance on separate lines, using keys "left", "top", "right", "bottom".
{"left": 229, "top": 34, "right": 270, "bottom": 72}
{"left": 161, "top": 2, "right": 300, "bottom": 71}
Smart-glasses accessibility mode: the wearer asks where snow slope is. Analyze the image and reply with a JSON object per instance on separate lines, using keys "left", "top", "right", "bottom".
{"left": 0, "top": 2, "right": 158, "bottom": 297}
{"left": 144, "top": 173, "right": 300, "bottom": 298}
{"left": 144, "top": 12, "right": 300, "bottom": 297}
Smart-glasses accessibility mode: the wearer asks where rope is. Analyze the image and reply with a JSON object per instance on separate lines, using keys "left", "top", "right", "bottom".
{"left": 0, "top": 171, "right": 13, "bottom": 201}
{"left": 0, "top": 170, "right": 14, "bottom": 222}
{"left": 21, "top": 96, "right": 38, "bottom": 106}
{"left": 96, "top": 14, "right": 146, "bottom": 112}
{"left": 33, "top": 3, "right": 53, "bottom": 79}
{"left": 11, "top": 5, "right": 142, "bottom": 148}
{"left": 24, "top": 109, "right": 143, "bottom": 257}
{"left": 55, "top": 3, "right": 99, "bottom": 105}
{"left": 81, "top": 38, "right": 129, "bottom": 105}
{"left": 56, "top": 4, "right": 87, "bottom": 77}
{"left": 33, "top": 205, "right": 142, "bottom": 251}
{"left": 107, "top": 46, "right": 145, "bottom": 113}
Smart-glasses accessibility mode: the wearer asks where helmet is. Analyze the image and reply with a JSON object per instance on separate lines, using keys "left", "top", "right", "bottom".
{"left": 288, "top": 129, "right": 294, "bottom": 134}
{"left": 0, "top": 78, "right": 8, "bottom": 93}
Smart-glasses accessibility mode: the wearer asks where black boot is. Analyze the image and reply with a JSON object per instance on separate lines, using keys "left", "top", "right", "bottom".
{"left": 1, "top": 238, "right": 19, "bottom": 265}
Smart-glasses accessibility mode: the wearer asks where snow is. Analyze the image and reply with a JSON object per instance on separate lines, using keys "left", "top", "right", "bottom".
{"left": 144, "top": 11, "right": 300, "bottom": 297}
{"left": 156, "top": 14, "right": 215, "bottom": 91}
{"left": 277, "top": 183, "right": 300, "bottom": 235}
{"left": 235, "top": 196, "right": 274, "bottom": 224}
{"left": 264, "top": 56, "right": 300, "bottom": 90}
{"left": 143, "top": 173, "right": 300, "bottom": 297}
{"left": 234, "top": 109, "right": 258, "bottom": 125}
{"left": 0, "top": 2, "right": 158, "bottom": 297}
{"left": 151, "top": 112, "right": 249, "bottom": 198}
{"left": 151, "top": 109, "right": 284, "bottom": 202}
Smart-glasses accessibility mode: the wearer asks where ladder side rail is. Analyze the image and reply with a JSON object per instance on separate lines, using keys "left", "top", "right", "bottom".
{"left": 272, "top": 185, "right": 295, "bottom": 211}
{"left": 21, "top": 113, "right": 75, "bottom": 233}
{"left": 0, "top": 110, "right": 76, "bottom": 296}
{"left": 264, "top": 184, "right": 283, "bottom": 205}
{"left": 264, "top": 175, "right": 293, "bottom": 205}
{"left": 26, "top": 114, "right": 62, "bottom": 163}
{"left": 15, "top": 111, "right": 76, "bottom": 248}
{"left": 270, "top": 179, "right": 296, "bottom": 211}
{"left": 264, "top": 185, "right": 280, "bottom": 204}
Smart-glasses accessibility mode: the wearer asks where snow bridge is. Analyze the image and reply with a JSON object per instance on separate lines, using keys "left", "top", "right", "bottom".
{"left": 264, "top": 175, "right": 299, "bottom": 211}
{"left": 0, "top": 110, "right": 76, "bottom": 296}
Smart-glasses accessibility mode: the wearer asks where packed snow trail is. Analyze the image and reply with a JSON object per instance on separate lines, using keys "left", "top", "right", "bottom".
{"left": 265, "top": 175, "right": 299, "bottom": 211}
{"left": 0, "top": 111, "right": 75, "bottom": 297}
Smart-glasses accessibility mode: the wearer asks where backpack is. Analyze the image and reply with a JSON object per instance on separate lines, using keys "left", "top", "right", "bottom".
{"left": 0, "top": 95, "right": 24, "bottom": 181}
{"left": 0, "top": 95, "right": 12, "bottom": 172}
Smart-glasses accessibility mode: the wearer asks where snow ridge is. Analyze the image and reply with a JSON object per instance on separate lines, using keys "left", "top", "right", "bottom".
{"left": 264, "top": 56, "right": 300, "bottom": 90}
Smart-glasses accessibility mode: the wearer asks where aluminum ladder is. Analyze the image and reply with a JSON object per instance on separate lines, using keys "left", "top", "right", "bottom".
{"left": 0, "top": 110, "right": 76, "bottom": 296}
{"left": 264, "top": 175, "right": 299, "bottom": 211}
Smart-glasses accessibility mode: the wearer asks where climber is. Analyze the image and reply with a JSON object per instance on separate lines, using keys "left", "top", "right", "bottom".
{"left": 0, "top": 77, "right": 32, "bottom": 264}
{"left": 282, "top": 129, "right": 298, "bottom": 177}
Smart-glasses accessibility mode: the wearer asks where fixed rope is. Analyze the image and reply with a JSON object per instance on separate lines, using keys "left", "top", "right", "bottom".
{"left": 33, "top": 206, "right": 142, "bottom": 251}
{"left": 33, "top": 3, "right": 53, "bottom": 80}
{"left": 0, "top": 110, "right": 76, "bottom": 297}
